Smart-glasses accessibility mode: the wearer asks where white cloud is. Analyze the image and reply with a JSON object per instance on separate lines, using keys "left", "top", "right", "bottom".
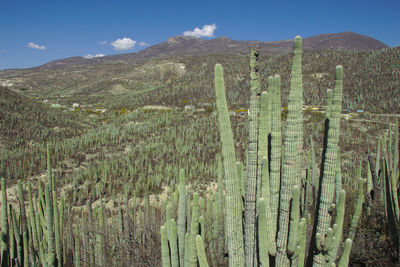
{"left": 183, "top": 23, "right": 217, "bottom": 38}
{"left": 99, "top": 41, "right": 107, "bottom": 45}
{"left": 111, "top": 37, "right": 136, "bottom": 51}
{"left": 27, "top": 42, "right": 46, "bottom": 50}
{"left": 139, "top": 42, "right": 149, "bottom": 47}
{"left": 83, "top": 54, "right": 105, "bottom": 59}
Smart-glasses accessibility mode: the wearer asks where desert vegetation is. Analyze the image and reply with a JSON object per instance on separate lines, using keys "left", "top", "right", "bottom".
{"left": 0, "top": 35, "right": 398, "bottom": 267}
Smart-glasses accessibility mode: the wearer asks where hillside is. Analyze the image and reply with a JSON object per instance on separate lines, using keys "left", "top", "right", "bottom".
{"left": 0, "top": 86, "right": 87, "bottom": 148}
{"left": 1, "top": 32, "right": 396, "bottom": 115}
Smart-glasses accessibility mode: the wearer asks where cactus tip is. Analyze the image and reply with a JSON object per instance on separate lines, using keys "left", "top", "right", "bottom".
{"left": 294, "top": 36, "right": 302, "bottom": 49}
{"left": 335, "top": 65, "right": 344, "bottom": 79}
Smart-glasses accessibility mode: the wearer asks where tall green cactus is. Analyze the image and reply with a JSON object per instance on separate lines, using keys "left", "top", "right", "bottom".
{"left": 177, "top": 168, "right": 187, "bottom": 267}
{"left": 17, "top": 180, "right": 29, "bottom": 267}
{"left": 258, "top": 197, "right": 270, "bottom": 267}
{"left": 214, "top": 63, "right": 244, "bottom": 266}
{"left": 270, "top": 74, "right": 282, "bottom": 241}
{"left": 312, "top": 65, "right": 344, "bottom": 266}
{"left": 380, "top": 121, "right": 400, "bottom": 262}
{"left": 244, "top": 47, "right": 260, "bottom": 267}
{"left": 276, "top": 36, "right": 304, "bottom": 267}
{"left": 161, "top": 225, "right": 171, "bottom": 267}
{"left": 189, "top": 192, "right": 199, "bottom": 267}
{"left": 1, "top": 178, "right": 9, "bottom": 266}
{"left": 327, "top": 190, "right": 346, "bottom": 264}
{"left": 160, "top": 35, "right": 364, "bottom": 267}
{"left": 28, "top": 183, "right": 39, "bottom": 253}
{"left": 45, "top": 183, "right": 56, "bottom": 267}
{"left": 52, "top": 191, "right": 62, "bottom": 267}
{"left": 168, "top": 219, "right": 179, "bottom": 267}
{"left": 196, "top": 235, "right": 209, "bottom": 267}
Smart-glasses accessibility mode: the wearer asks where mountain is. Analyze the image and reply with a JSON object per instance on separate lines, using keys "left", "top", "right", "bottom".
{"left": 27, "top": 31, "right": 387, "bottom": 69}
{"left": 0, "top": 31, "right": 397, "bottom": 114}
{"left": 136, "top": 31, "right": 388, "bottom": 59}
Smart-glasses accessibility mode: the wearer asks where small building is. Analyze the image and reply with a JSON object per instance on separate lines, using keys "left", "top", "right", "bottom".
{"left": 184, "top": 105, "right": 195, "bottom": 112}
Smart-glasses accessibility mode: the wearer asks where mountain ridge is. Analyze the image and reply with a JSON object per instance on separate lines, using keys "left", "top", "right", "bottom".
{"left": 30, "top": 31, "right": 388, "bottom": 70}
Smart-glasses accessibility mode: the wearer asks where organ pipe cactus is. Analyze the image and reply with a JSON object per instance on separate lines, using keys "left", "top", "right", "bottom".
{"left": 258, "top": 198, "right": 269, "bottom": 267}
{"left": 215, "top": 36, "right": 361, "bottom": 267}
{"left": 161, "top": 225, "right": 171, "bottom": 267}
{"left": 270, "top": 73, "right": 282, "bottom": 240}
{"left": 1, "top": 178, "right": 9, "bottom": 266}
{"left": 177, "top": 169, "right": 187, "bottom": 267}
{"left": 244, "top": 47, "right": 260, "bottom": 267}
{"left": 0, "top": 177, "right": 65, "bottom": 267}
{"left": 169, "top": 219, "right": 179, "bottom": 267}
{"left": 195, "top": 235, "right": 209, "bottom": 267}
{"left": 46, "top": 184, "right": 56, "bottom": 267}
{"left": 380, "top": 120, "right": 400, "bottom": 261}
{"left": 160, "top": 36, "right": 364, "bottom": 267}
{"left": 17, "top": 180, "right": 29, "bottom": 267}
{"left": 52, "top": 191, "right": 62, "bottom": 267}
{"left": 28, "top": 183, "right": 39, "bottom": 252}
{"left": 276, "top": 36, "right": 304, "bottom": 266}
{"left": 189, "top": 193, "right": 199, "bottom": 267}
{"left": 214, "top": 63, "right": 244, "bottom": 266}
{"left": 312, "top": 65, "right": 344, "bottom": 267}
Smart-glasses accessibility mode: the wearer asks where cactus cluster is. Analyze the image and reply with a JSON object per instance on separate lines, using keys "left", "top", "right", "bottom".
{"left": 0, "top": 145, "right": 64, "bottom": 266}
{"left": 373, "top": 120, "right": 400, "bottom": 262}
{"left": 161, "top": 167, "right": 220, "bottom": 267}
{"left": 161, "top": 36, "right": 367, "bottom": 267}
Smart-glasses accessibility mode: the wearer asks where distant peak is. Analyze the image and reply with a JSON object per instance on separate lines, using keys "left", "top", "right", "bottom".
{"left": 167, "top": 36, "right": 199, "bottom": 44}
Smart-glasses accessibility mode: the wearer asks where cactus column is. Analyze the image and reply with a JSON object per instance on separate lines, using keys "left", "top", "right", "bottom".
{"left": 270, "top": 74, "right": 282, "bottom": 241}
{"left": 276, "top": 36, "right": 303, "bottom": 267}
{"left": 177, "top": 169, "right": 187, "bottom": 267}
{"left": 214, "top": 63, "right": 244, "bottom": 267}
{"left": 312, "top": 65, "right": 344, "bottom": 266}
{"left": 244, "top": 48, "right": 260, "bottom": 267}
{"left": 1, "top": 178, "right": 9, "bottom": 266}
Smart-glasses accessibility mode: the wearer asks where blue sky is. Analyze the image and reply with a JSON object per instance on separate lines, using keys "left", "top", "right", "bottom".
{"left": 0, "top": 0, "right": 399, "bottom": 70}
